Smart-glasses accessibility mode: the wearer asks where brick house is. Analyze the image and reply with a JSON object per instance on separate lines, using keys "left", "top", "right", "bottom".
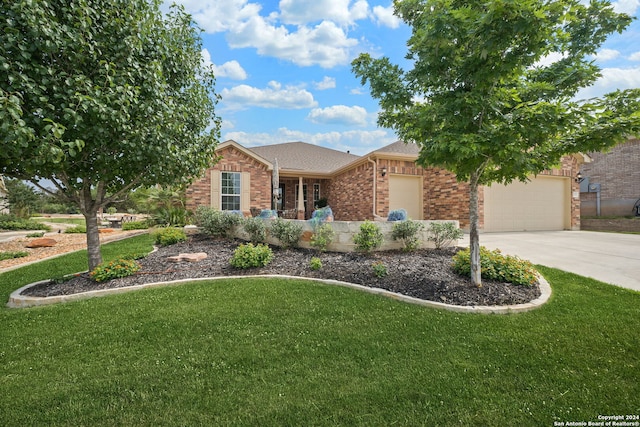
{"left": 186, "top": 139, "right": 585, "bottom": 231}
{"left": 579, "top": 138, "right": 640, "bottom": 217}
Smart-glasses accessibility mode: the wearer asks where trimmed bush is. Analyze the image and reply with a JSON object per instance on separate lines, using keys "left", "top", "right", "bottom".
{"left": 309, "top": 256, "right": 323, "bottom": 271}
{"left": 371, "top": 261, "right": 388, "bottom": 278}
{"left": 310, "top": 223, "right": 335, "bottom": 252}
{"left": 0, "top": 215, "right": 51, "bottom": 231}
{"left": 0, "top": 251, "right": 29, "bottom": 261}
{"left": 230, "top": 243, "right": 274, "bottom": 269}
{"left": 64, "top": 225, "right": 87, "bottom": 234}
{"left": 195, "top": 206, "right": 242, "bottom": 238}
{"left": 270, "top": 218, "right": 303, "bottom": 249}
{"left": 122, "top": 220, "right": 150, "bottom": 231}
{"left": 452, "top": 246, "right": 538, "bottom": 286}
{"left": 89, "top": 258, "right": 141, "bottom": 282}
{"left": 428, "top": 222, "right": 463, "bottom": 249}
{"left": 243, "top": 217, "right": 268, "bottom": 243}
{"left": 353, "top": 220, "right": 383, "bottom": 253}
{"left": 152, "top": 227, "right": 187, "bottom": 246}
{"left": 391, "top": 219, "right": 424, "bottom": 251}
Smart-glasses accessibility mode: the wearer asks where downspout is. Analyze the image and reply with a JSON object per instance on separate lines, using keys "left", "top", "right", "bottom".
{"left": 368, "top": 157, "right": 385, "bottom": 221}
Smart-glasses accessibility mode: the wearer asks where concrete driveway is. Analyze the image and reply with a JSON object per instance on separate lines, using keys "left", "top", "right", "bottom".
{"left": 460, "top": 231, "right": 640, "bottom": 292}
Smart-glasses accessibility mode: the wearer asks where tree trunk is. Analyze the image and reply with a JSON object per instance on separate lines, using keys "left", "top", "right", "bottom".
{"left": 469, "top": 171, "right": 482, "bottom": 287}
{"left": 84, "top": 208, "right": 102, "bottom": 272}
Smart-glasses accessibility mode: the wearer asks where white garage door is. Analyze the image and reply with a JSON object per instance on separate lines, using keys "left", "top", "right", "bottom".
{"left": 389, "top": 175, "right": 423, "bottom": 220}
{"left": 483, "top": 176, "right": 570, "bottom": 232}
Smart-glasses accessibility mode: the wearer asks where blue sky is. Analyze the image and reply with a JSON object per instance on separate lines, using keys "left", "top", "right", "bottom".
{"left": 167, "top": 0, "right": 640, "bottom": 156}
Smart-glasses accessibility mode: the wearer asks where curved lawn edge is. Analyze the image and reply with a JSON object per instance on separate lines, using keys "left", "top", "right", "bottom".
{"left": 7, "top": 273, "right": 552, "bottom": 314}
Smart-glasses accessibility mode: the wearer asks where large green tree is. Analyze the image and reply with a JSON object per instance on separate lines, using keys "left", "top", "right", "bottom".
{"left": 353, "top": 0, "right": 640, "bottom": 286}
{"left": 1, "top": 0, "right": 221, "bottom": 270}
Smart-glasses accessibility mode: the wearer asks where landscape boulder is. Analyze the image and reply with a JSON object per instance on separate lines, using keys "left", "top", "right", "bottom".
{"left": 167, "top": 252, "right": 208, "bottom": 263}
{"left": 26, "top": 238, "right": 57, "bottom": 248}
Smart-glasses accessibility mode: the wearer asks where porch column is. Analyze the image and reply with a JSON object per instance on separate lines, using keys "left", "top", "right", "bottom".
{"left": 297, "top": 176, "right": 305, "bottom": 220}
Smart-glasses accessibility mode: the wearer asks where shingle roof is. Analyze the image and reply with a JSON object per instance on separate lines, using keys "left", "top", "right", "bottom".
{"left": 249, "top": 142, "right": 359, "bottom": 174}
{"left": 371, "top": 140, "right": 421, "bottom": 156}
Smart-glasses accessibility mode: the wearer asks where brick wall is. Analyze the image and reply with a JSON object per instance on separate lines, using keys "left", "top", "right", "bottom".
{"left": 423, "top": 155, "right": 581, "bottom": 231}
{"left": 424, "top": 167, "right": 475, "bottom": 229}
{"left": 580, "top": 138, "right": 640, "bottom": 216}
{"left": 185, "top": 145, "right": 272, "bottom": 214}
{"left": 328, "top": 161, "right": 375, "bottom": 220}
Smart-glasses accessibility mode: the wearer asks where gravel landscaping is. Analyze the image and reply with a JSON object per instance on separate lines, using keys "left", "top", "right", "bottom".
{"left": 22, "top": 234, "right": 541, "bottom": 306}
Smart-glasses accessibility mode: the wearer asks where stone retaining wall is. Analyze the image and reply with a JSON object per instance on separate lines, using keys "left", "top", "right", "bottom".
{"left": 226, "top": 219, "right": 461, "bottom": 252}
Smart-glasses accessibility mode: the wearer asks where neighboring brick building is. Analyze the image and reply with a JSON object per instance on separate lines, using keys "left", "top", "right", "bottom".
{"left": 187, "top": 140, "right": 585, "bottom": 232}
{"left": 579, "top": 138, "right": 640, "bottom": 217}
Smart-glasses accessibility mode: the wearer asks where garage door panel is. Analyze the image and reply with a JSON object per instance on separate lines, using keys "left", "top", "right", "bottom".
{"left": 484, "top": 177, "right": 569, "bottom": 232}
{"left": 389, "top": 175, "right": 423, "bottom": 220}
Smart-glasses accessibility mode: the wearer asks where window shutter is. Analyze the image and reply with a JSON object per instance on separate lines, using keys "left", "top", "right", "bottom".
{"left": 241, "top": 172, "right": 251, "bottom": 211}
{"left": 210, "top": 171, "right": 220, "bottom": 209}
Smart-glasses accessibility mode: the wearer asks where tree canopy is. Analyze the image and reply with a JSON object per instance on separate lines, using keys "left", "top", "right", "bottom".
{"left": 1, "top": 0, "right": 221, "bottom": 269}
{"left": 353, "top": 0, "right": 640, "bottom": 285}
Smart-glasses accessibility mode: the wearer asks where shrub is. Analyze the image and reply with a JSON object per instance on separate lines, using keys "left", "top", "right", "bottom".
{"left": 270, "top": 218, "right": 303, "bottom": 249}
{"left": 309, "top": 256, "right": 323, "bottom": 271}
{"left": 391, "top": 219, "right": 424, "bottom": 251}
{"left": 428, "top": 222, "right": 464, "bottom": 249}
{"left": 106, "top": 207, "right": 117, "bottom": 215}
{"left": 64, "top": 225, "right": 87, "bottom": 234}
{"left": 387, "top": 209, "right": 407, "bottom": 221}
{"left": 122, "top": 220, "right": 150, "bottom": 231}
{"left": 452, "top": 246, "right": 538, "bottom": 286}
{"left": 0, "top": 251, "right": 29, "bottom": 261}
{"left": 230, "top": 243, "right": 274, "bottom": 269}
{"left": 353, "top": 220, "right": 383, "bottom": 253}
{"left": 152, "top": 227, "right": 187, "bottom": 246}
{"left": 151, "top": 207, "right": 191, "bottom": 227}
{"left": 310, "top": 223, "right": 335, "bottom": 252}
{"left": 90, "top": 258, "right": 141, "bottom": 282}
{"left": 26, "top": 232, "right": 45, "bottom": 238}
{"left": 195, "top": 206, "right": 242, "bottom": 238}
{"left": 243, "top": 217, "right": 268, "bottom": 243}
{"left": 371, "top": 261, "right": 388, "bottom": 278}
{"left": 0, "top": 214, "right": 51, "bottom": 231}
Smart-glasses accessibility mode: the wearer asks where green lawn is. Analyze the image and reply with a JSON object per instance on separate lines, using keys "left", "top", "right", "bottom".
{"left": 35, "top": 217, "right": 86, "bottom": 226}
{"left": 0, "top": 235, "right": 638, "bottom": 426}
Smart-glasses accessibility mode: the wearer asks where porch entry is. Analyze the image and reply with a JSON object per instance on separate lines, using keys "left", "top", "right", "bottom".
{"left": 389, "top": 175, "right": 423, "bottom": 220}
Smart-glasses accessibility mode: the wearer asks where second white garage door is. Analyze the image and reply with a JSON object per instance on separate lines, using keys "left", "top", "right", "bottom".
{"left": 483, "top": 176, "right": 570, "bottom": 232}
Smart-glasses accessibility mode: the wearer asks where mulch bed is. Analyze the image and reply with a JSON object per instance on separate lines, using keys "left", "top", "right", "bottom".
{"left": 22, "top": 234, "right": 541, "bottom": 306}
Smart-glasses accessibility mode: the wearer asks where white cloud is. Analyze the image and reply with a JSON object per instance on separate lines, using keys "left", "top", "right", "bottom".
{"left": 307, "top": 105, "right": 368, "bottom": 126}
{"left": 372, "top": 5, "right": 401, "bottom": 28}
{"left": 214, "top": 61, "right": 248, "bottom": 80}
{"left": 228, "top": 17, "right": 358, "bottom": 68}
{"left": 535, "top": 52, "right": 567, "bottom": 67}
{"left": 221, "top": 81, "right": 318, "bottom": 109}
{"left": 575, "top": 66, "right": 640, "bottom": 99}
{"left": 173, "top": 0, "right": 262, "bottom": 33}
{"left": 173, "top": 0, "right": 360, "bottom": 68}
{"left": 278, "top": 0, "right": 369, "bottom": 26}
{"left": 202, "top": 49, "right": 248, "bottom": 80}
{"left": 594, "top": 48, "right": 620, "bottom": 62}
{"left": 628, "top": 51, "right": 640, "bottom": 61}
{"left": 612, "top": 0, "right": 640, "bottom": 14}
{"left": 224, "top": 127, "right": 395, "bottom": 155}
{"left": 314, "top": 76, "right": 336, "bottom": 90}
